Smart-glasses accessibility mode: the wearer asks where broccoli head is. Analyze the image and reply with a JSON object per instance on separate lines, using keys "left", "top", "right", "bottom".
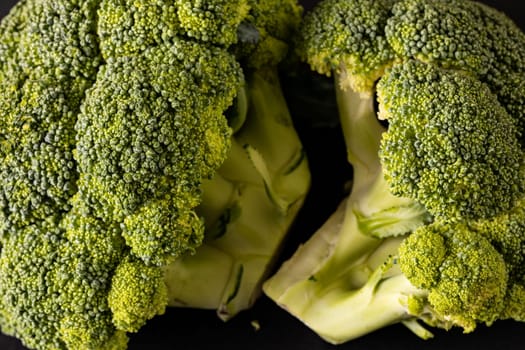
{"left": 264, "top": 0, "right": 525, "bottom": 345}
{"left": 296, "top": 0, "right": 397, "bottom": 93}
{"left": 0, "top": 0, "right": 308, "bottom": 349}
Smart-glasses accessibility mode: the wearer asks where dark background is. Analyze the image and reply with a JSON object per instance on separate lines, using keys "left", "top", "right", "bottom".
{"left": 0, "top": 1, "right": 523, "bottom": 349}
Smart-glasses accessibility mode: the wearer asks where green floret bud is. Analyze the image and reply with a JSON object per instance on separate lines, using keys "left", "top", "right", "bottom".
{"left": 0, "top": 222, "right": 66, "bottom": 350}
{"left": 470, "top": 196, "right": 525, "bottom": 322}
{"left": 378, "top": 60, "right": 524, "bottom": 220}
{"left": 59, "top": 314, "right": 128, "bottom": 350}
{"left": 397, "top": 225, "right": 445, "bottom": 290}
{"left": 122, "top": 195, "right": 204, "bottom": 266}
{"left": 386, "top": 0, "right": 492, "bottom": 75}
{"left": 399, "top": 221, "right": 508, "bottom": 331}
{"left": 74, "top": 39, "right": 241, "bottom": 264}
{"left": 57, "top": 221, "right": 127, "bottom": 349}
{"left": 0, "top": 0, "right": 101, "bottom": 235}
{"left": 108, "top": 258, "right": 168, "bottom": 332}
{"left": 97, "top": 0, "right": 181, "bottom": 58}
{"left": 234, "top": 0, "right": 303, "bottom": 69}
{"left": 296, "top": 0, "right": 397, "bottom": 94}
{"left": 175, "top": 0, "right": 250, "bottom": 46}
{"left": 0, "top": 74, "right": 78, "bottom": 231}
{"left": 473, "top": 197, "right": 525, "bottom": 282}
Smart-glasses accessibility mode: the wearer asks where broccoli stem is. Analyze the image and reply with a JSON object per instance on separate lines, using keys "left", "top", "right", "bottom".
{"left": 293, "top": 265, "right": 425, "bottom": 345}
{"left": 164, "top": 69, "right": 310, "bottom": 320}
{"left": 265, "top": 228, "right": 428, "bottom": 344}
{"left": 264, "top": 71, "right": 431, "bottom": 342}
{"left": 335, "top": 67, "right": 384, "bottom": 191}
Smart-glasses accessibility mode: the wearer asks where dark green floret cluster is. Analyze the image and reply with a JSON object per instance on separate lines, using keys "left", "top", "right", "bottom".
{"left": 379, "top": 60, "right": 524, "bottom": 220}
{"left": 264, "top": 0, "right": 525, "bottom": 345}
{"left": 0, "top": 1, "right": 309, "bottom": 349}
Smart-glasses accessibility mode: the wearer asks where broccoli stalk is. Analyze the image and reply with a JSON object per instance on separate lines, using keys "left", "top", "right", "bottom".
{"left": 263, "top": 67, "right": 431, "bottom": 344}
{"left": 164, "top": 69, "right": 310, "bottom": 320}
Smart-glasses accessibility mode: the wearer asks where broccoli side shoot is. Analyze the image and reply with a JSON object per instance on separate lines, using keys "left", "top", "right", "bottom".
{"left": 296, "top": 0, "right": 397, "bottom": 94}
{"left": 74, "top": 39, "right": 242, "bottom": 265}
{"left": 399, "top": 221, "right": 509, "bottom": 332}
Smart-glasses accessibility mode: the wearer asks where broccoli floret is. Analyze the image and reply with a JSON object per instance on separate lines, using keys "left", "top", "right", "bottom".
{"left": 385, "top": 0, "right": 492, "bottom": 75}
{"left": 264, "top": 0, "right": 525, "bottom": 345}
{"left": 74, "top": 39, "right": 241, "bottom": 265}
{"left": 108, "top": 257, "right": 168, "bottom": 333}
{"left": 386, "top": 0, "right": 525, "bottom": 141}
{"left": 174, "top": 0, "right": 250, "bottom": 46}
{"left": 0, "top": 0, "right": 101, "bottom": 234}
{"left": 399, "top": 221, "right": 509, "bottom": 332}
{"left": 378, "top": 60, "right": 524, "bottom": 219}
{"left": 0, "top": 0, "right": 309, "bottom": 349}
{"left": 296, "top": 0, "right": 397, "bottom": 94}
{"left": 472, "top": 197, "right": 525, "bottom": 322}
{"left": 399, "top": 199, "right": 525, "bottom": 331}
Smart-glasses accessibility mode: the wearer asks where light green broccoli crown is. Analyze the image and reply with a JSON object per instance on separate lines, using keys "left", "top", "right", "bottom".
{"left": 377, "top": 60, "right": 524, "bottom": 220}
{"left": 296, "top": 0, "right": 398, "bottom": 93}
{"left": 399, "top": 221, "right": 508, "bottom": 332}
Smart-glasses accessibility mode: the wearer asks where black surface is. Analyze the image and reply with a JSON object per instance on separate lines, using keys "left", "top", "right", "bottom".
{"left": 0, "top": 1, "right": 524, "bottom": 349}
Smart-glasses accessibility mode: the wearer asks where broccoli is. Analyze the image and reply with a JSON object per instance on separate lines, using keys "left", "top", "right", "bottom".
{"left": 0, "top": 0, "right": 309, "bottom": 349}
{"left": 263, "top": 0, "right": 525, "bottom": 344}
